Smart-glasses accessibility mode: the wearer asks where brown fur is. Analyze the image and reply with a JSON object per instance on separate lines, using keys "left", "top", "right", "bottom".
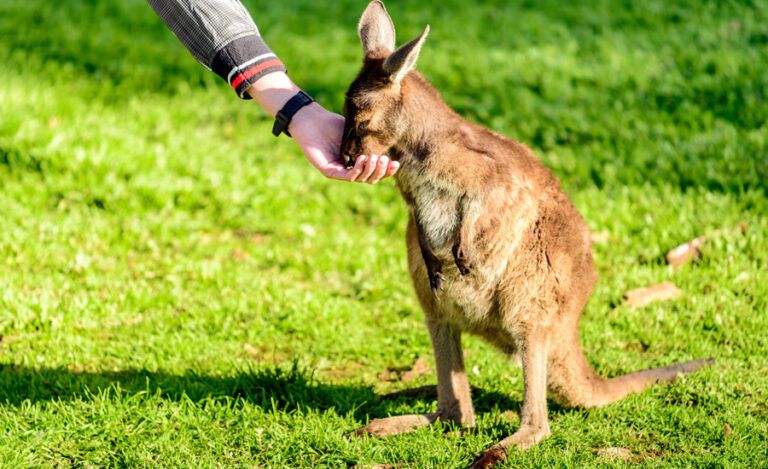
{"left": 341, "top": 2, "right": 711, "bottom": 466}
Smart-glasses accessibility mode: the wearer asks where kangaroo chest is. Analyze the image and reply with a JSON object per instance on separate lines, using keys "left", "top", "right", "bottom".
{"left": 396, "top": 165, "right": 462, "bottom": 255}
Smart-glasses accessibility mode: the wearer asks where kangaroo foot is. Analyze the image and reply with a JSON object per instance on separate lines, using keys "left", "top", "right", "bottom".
{"left": 355, "top": 413, "right": 439, "bottom": 437}
{"left": 471, "top": 424, "right": 551, "bottom": 468}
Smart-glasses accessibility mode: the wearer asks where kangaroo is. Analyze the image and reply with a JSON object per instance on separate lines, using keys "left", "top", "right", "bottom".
{"left": 340, "top": 2, "right": 711, "bottom": 467}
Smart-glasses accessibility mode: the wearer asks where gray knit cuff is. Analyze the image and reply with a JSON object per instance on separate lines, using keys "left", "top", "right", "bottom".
{"left": 211, "top": 34, "right": 287, "bottom": 99}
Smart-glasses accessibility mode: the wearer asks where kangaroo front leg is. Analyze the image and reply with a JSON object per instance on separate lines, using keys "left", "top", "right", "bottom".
{"left": 472, "top": 334, "right": 551, "bottom": 468}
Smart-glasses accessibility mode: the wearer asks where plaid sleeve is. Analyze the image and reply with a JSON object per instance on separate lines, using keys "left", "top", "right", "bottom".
{"left": 147, "top": 0, "right": 287, "bottom": 98}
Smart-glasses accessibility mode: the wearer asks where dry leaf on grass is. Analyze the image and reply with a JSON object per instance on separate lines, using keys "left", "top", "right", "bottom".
{"left": 666, "top": 222, "right": 748, "bottom": 267}
{"left": 666, "top": 235, "right": 708, "bottom": 266}
{"left": 594, "top": 447, "right": 633, "bottom": 461}
{"left": 624, "top": 281, "right": 681, "bottom": 308}
{"left": 379, "top": 357, "right": 431, "bottom": 383}
{"left": 378, "top": 369, "right": 394, "bottom": 382}
{"left": 231, "top": 248, "right": 249, "bottom": 260}
{"left": 401, "top": 357, "right": 430, "bottom": 382}
{"left": 322, "top": 361, "right": 366, "bottom": 380}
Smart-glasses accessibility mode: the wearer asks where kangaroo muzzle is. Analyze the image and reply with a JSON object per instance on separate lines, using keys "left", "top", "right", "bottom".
{"left": 340, "top": 126, "right": 362, "bottom": 169}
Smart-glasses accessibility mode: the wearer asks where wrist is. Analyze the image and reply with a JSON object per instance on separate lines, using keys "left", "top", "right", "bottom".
{"left": 271, "top": 91, "right": 315, "bottom": 137}
{"left": 286, "top": 101, "right": 324, "bottom": 137}
{"left": 245, "top": 71, "right": 301, "bottom": 117}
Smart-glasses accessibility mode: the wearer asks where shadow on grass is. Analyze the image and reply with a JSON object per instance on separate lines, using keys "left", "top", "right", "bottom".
{"left": 0, "top": 362, "right": 525, "bottom": 422}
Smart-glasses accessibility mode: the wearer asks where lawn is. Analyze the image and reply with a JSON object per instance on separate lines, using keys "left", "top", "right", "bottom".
{"left": 1, "top": 0, "right": 767, "bottom": 467}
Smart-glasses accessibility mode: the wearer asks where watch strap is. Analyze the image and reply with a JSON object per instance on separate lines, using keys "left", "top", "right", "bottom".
{"left": 272, "top": 90, "right": 314, "bottom": 137}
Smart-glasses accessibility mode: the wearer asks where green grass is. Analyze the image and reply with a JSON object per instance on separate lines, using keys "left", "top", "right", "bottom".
{"left": 1, "top": 0, "right": 767, "bottom": 466}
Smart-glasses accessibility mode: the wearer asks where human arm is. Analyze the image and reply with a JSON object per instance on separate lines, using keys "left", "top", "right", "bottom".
{"left": 245, "top": 71, "right": 398, "bottom": 182}
{"left": 147, "top": 0, "right": 398, "bottom": 182}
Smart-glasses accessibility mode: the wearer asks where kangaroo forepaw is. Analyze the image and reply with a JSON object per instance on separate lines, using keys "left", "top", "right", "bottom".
{"left": 452, "top": 242, "right": 473, "bottom": 276}
{"left": 429, "top": 267, "right": 444, "bottom": 294}
{"left": 455, "top": 258, "right": 473, "bottom": 276}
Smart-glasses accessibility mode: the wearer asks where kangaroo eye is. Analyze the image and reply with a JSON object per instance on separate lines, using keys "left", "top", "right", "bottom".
{"left": 357, "top": 121, "right": 369, "bottom": 133}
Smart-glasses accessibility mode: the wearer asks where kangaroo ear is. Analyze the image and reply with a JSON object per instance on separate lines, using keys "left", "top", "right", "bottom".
{"left": 383, "top": 25, "right": 430, "bottom": 84}
{"left": 358, "top": 1, "right": 396, "bottom": 57}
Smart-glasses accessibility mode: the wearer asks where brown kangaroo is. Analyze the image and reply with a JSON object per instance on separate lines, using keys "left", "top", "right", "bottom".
{"left": 340, "top": 2, "right": 711, "bottom": 467}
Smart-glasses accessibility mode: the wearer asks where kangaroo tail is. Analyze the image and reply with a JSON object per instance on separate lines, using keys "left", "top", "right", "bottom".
{"left": 547, "top": 335, "right": 713, "bottom": 408}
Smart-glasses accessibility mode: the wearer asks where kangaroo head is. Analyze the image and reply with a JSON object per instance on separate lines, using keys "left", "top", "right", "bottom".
{"left": 340, "top": 1, "right": 430, "bottom": 168}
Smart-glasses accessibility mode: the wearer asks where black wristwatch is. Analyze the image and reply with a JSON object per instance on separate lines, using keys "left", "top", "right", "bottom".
{"left": 271, "top": 90, "right": 314, "bottom": 137}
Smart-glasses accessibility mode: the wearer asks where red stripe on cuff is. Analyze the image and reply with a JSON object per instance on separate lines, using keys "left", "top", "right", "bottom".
{"left": 231, "top": 59, "right": 284, "bottom": 90}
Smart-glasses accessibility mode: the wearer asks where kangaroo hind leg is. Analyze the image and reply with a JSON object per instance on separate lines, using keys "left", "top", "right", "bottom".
{"left": 357, "top": 319, "right": 475, "bottom": 437}
{"left": 472, "top": 331, "right": 551, "bottom": 468}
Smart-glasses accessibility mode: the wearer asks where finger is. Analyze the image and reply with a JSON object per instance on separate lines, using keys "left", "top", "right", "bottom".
{"left": 367, "top": 155, "right": 390, "bottom": 185}
{"left": 357, "top": 154, "right": 379, "bottom": 183}
{"left": 385, "top": 160, "right": 400, "bottom": 177}
{"left": 346, "top": 155, "right": 368, "bottom": 182}
{"left": 319, "top": 162, "right": 351, "bottom": 180}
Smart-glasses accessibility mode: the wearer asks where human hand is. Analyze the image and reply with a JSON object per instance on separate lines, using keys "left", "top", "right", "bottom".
{"left": 247, "top": 72, "right": 398, "bottom": 183}
{"left": 288, "top": 102, "right": 399, "bottom": 183}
